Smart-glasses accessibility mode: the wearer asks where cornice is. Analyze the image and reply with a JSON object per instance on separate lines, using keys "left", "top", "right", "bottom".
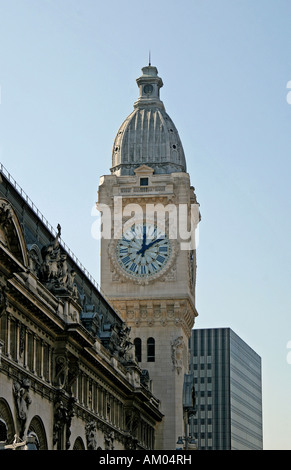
{"left": 110, "top": 297, "right": 197, "bottom": 338}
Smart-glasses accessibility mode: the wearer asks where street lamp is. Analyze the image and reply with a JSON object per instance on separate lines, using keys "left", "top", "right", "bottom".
{"left": 180, "top": 372, "right": 197, "bottom": 450}
{"left": 176, "top": 435, "right": 197, "bottom": 450}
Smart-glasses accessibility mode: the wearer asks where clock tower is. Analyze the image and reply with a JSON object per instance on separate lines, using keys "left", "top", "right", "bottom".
{"left": 97, "top": 64, "right": 200, "bottom": 450}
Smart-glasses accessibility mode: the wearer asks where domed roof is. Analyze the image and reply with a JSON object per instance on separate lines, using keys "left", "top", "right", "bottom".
{"left": 111, "top": 65, "right": 186, "bottom": 176}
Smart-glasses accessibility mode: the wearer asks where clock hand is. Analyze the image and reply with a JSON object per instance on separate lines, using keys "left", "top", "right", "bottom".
{"left": 142, "top": 229, "right": 146, "bottom": 249}
{"left": 136, "top": 230, "right": 147, "bottom": 256}
{"left": 143, "top": 238, "right": 164, "bottom": 251}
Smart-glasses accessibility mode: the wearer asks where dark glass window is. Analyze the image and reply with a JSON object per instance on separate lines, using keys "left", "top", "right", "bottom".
{"left": 140, "top": 177, "right": 149, "bottom": 186}
{"left": 147, "top": 337, "right": 155, "bottom": 362}
{"left": 134, "top": 338, "right": 142, "bottom": 362}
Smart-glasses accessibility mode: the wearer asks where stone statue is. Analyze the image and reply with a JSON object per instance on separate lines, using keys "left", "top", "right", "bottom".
{"left": 0, "top": 201, "right": 12, "bottom": 247}
{"left": 40, "top": 225, "right": 79, "bottom": 301}
{"left": 13, "top": 378, "right": 32, "bottom": 438}
{"left": 104, "top": 430, "right": 114, "bottom": 450}
{"left": 171, "top": 336, "right": 184, "bottom": 374}
{"left": 53, "top": 393, "right": 75, "bottom": 449}
{"left": 85, "top": 421, "right": 98, "bottom": 450}
{"left": 106, "top": 322, "right": 133, "bottom": 362}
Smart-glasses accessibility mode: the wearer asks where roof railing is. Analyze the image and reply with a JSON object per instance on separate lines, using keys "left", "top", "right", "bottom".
{"left": 0, "top": 162, "right": 114, "bottom": 308}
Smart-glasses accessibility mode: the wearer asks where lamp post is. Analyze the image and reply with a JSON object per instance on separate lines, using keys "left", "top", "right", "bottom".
{"left": 180, "top": 371, "right": 197, "bottom": 450}
{"left": 176, "top": 434, "right": 197, "bottom": 450}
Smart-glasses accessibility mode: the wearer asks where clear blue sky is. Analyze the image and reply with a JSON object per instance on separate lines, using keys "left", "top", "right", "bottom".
{"left": 0, "top": 0, "right": 290, "bottom": 450}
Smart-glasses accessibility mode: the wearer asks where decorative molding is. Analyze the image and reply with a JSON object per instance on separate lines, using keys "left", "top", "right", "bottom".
{"left": 111, "top": 298, "right": 196, "bottom": 337}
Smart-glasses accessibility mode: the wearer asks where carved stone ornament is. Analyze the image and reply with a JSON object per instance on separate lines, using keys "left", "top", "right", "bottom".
{"left": 108, "top": 218, "right": 178, "bottom": 286}
{"left": 13, "top": 377, "right": 32, "bottom": 439}
{"left": 104, "top": 430, "right": 115, "bottom": 450}
{"left": 85, "top": 420, "right": 98, "bottom": 450}
{"left": 40, "top": 224, "right": 79, "bottom": 301}
{"left": 171, "top": 336, "right": 185, "bottom": 375}
{"left": 99, "top": 320, "right": 134, "bottom": 363}
{"left": 0, "top": 201, "right": 12, "bottom": 247}
{"left": 54, "top": 354, "right": 69, "bottom": 390}
{"left": 27, "top": 243, "right": 43, "bottom": 277}
{"left": 140, "top": 369, "right": 150, "bottom": 388}
{"left": 53, "top": 392, "right": 75, "bottom": 450}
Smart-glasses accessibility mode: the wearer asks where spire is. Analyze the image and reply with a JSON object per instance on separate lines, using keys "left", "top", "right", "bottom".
{"left": 134, "top": 63, "right": 164, "bottom": 109}
{"left": 110, "top": 64, "right": 186, "bottom": 176}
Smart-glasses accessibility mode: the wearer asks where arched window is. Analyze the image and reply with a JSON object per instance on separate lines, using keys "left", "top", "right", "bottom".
{"left": 134, "top": 338, "right": 142, "bottom": 362}
{"left": 0, "top": 418, "right": 8, "bottom": 442}
{"left": 147, "top": 337, "right": 155, "bottom": 362}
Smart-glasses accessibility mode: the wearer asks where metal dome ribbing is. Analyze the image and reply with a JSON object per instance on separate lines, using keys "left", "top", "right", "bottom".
{"left": 110, "top": 65, "right": 186, "bottom": 176}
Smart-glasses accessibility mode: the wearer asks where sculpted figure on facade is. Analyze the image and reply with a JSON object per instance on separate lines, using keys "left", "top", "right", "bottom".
{"left": 171, "top": 336, "right": 184, "bottom": 374}
{"left": 53, "top": 393, "right": 75, "bottom": 450}
{"left": 109, "top": 322, "right": 133, "bottom": 363}
{"left": 27, "top": 244, "right": 43, "bottom": 277}
{"left": 140, "top": 369, "right": 150, "bottom": 388}
{"left": 124, "top": 409, "right": 140, "bottom": 450}
{"left": 40, "top": 224, "right": 79, "bottom": 301}
{"left": 85, "top": 420, "right": 98, "bottom": 450}
{"left": 41, "top": 224, "right": 61, "bottom": 281}
{"left": 0, "top": 200, "right": 12, "bottom": 247}
{"left": 13, "top": 377, "right": 32, "bottom": 438}
{"left": 104, "top": 430, "right": 114, "bottom": 450}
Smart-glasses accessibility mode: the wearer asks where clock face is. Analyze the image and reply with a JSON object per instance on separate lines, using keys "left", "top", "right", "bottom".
{"left": 144, "top": 84, "right": 153, "bottom": 95}
{"left": 116, "top": 223, "right": 171, "bottom": 279}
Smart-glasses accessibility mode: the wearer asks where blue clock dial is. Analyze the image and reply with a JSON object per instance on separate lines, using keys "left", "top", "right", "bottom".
{"left": 116, "top": 224, "right": 171, "bottom": 278}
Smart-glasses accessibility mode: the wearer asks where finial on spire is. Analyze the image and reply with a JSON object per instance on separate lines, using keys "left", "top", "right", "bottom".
{"left": 149, "top": 50, "right": 151, "bottom": 66}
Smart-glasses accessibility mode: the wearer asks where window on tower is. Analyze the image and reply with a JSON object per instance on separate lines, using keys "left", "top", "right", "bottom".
{"left": 140, "top": 177, "right": 148, "bottom": 186}
{"left": 134, "top": 338, "right": 142, "bottom": 362}
{"left": 147, "top": 337, "right": 155, "bottom": 362}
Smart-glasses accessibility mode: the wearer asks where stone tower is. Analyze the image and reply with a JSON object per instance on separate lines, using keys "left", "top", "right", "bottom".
{"left": 97, "top": 64, "right": 200, "bottom": 450}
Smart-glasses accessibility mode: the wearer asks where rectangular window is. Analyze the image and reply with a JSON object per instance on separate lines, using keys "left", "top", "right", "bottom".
{"left": 140, "top": 177, "right": 149, "bottom": 186}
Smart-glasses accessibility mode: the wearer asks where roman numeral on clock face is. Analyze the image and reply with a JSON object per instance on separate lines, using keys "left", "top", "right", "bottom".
{"left": 116, "top": 224, "right": 171, "bottom": 278}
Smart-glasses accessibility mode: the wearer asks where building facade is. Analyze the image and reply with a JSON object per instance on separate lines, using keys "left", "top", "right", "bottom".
{"left": 0, "top": 164, "right": 163, "bottom": 450}
{"left": 98, "top": 64, "right": 200, "bottom": 449}
{"left": 190, "top": 328, "right": 263, "bottom": 450}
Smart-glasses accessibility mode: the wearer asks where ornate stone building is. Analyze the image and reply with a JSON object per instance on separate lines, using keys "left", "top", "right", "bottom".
{"left": 98, "top": 64, "right": 200, "bottom": 449}
{"left": 0, "top": 164, "right": 162, "bottom": 450}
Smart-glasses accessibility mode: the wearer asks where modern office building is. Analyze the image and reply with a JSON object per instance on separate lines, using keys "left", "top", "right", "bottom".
{"left": 190, "top": 328, "right": 263, "bottom": 450}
